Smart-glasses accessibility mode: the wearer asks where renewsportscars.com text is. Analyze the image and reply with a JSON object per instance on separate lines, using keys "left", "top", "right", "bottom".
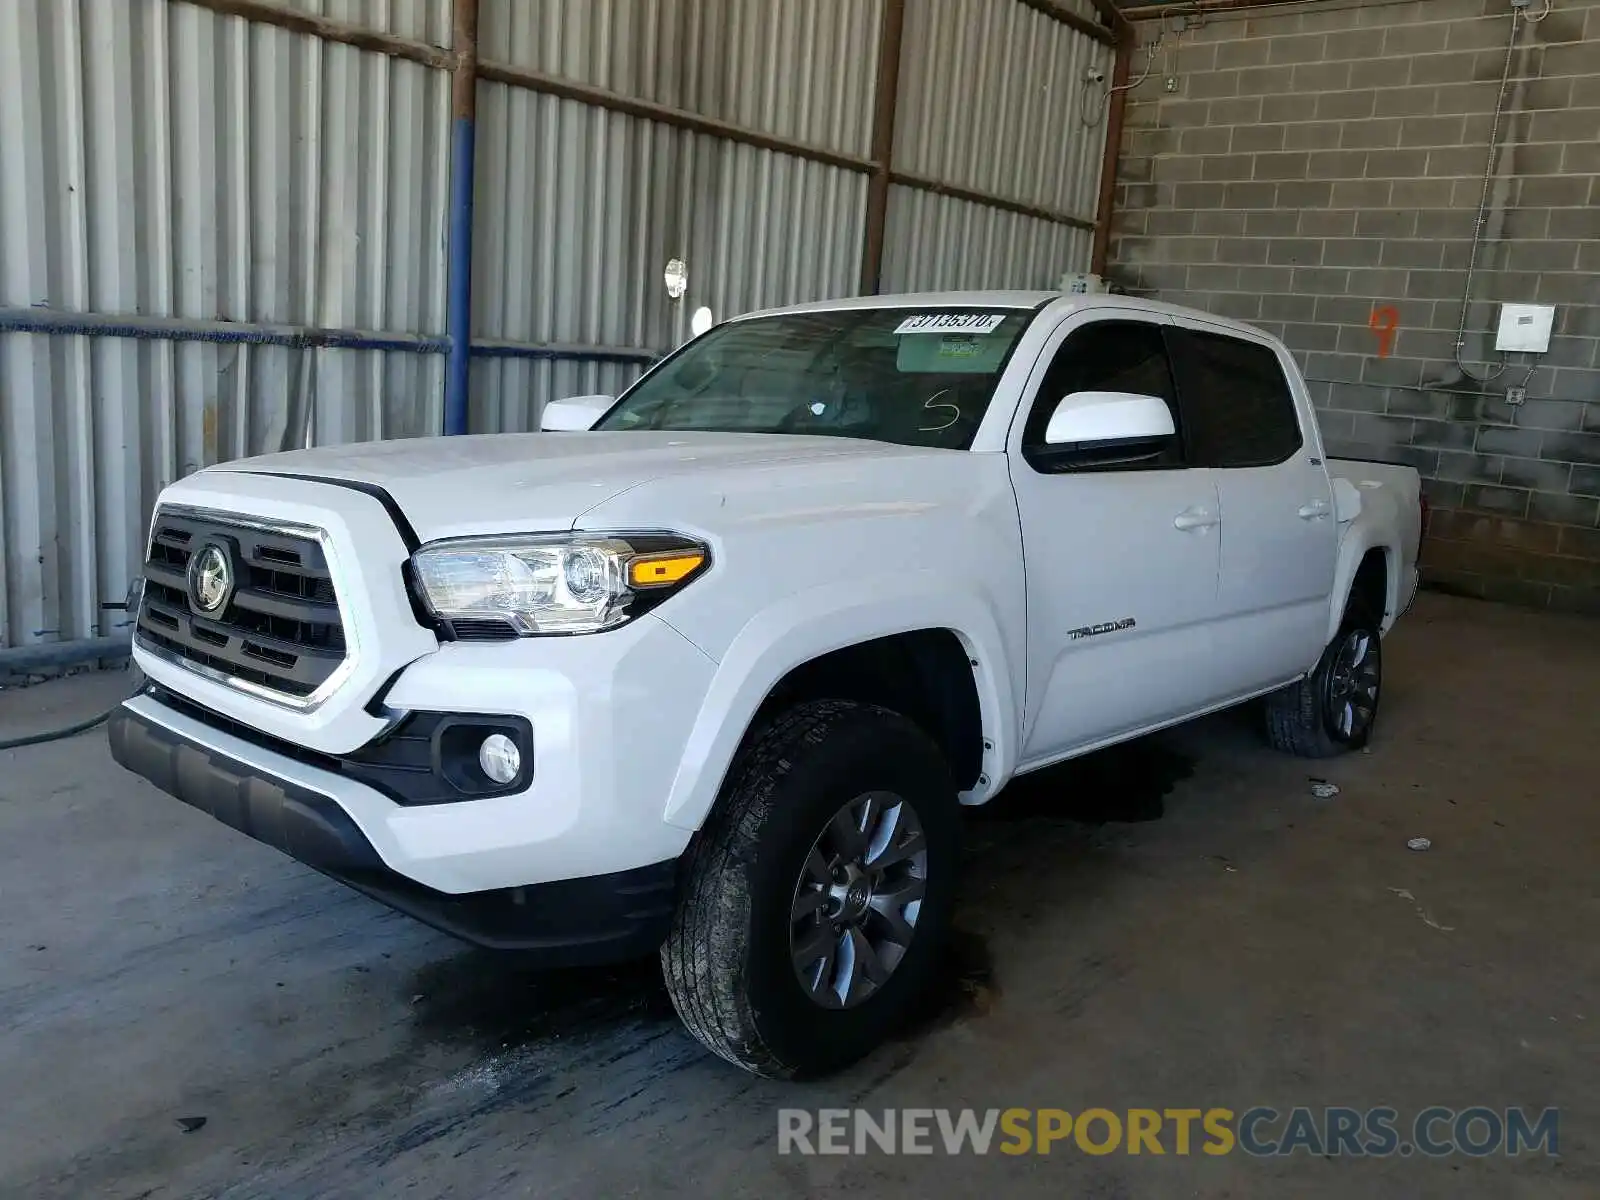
{"left": 777, "top": 1106, "right": 1560, "bottom": 1158}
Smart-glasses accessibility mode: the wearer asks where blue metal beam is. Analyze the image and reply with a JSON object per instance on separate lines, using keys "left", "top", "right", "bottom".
{"left": 444, "top": 116, "right": 476, "bottom": 434}
{"left": 443, "top": 0, "right": 480, "bottom": 435}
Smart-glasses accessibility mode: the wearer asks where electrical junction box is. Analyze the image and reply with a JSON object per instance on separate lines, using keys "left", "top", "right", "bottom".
{"left": 1495, "top": 303, "right": 1556, "bottom": 353}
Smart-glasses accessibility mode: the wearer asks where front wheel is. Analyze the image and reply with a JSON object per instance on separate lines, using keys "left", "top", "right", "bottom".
{"left": 661, "top": 700, "right": 960, "bottom": 1078}
{"left": 1264, "top": 611, "right": 1384, "bottom": 758}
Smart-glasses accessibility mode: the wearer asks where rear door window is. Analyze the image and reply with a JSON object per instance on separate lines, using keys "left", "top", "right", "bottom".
{"left": 1166, "top": 329, "right": 1303, "bottom": 468}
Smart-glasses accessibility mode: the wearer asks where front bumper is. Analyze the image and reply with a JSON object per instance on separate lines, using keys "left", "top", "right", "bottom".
{"left": 130, "top": 608, "right": 713, "bottom": 892}
{"left": 108, "top": 700, "right": 678, "bottom": 964}
{"left": 117, "top": 474, "right": 721, "bottom": 959}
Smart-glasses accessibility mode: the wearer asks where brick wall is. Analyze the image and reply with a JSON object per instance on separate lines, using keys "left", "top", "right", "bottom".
{"left": 1108, "top": 0, "right": 1600, "bottom": 615}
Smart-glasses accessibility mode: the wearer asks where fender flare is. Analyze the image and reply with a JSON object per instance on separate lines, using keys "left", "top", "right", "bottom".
{"left": 1327, "top": 531, "right": 1397, "bottom": 643}
{"left": 660, "top": 572, "right": 1020, "bottom": 831}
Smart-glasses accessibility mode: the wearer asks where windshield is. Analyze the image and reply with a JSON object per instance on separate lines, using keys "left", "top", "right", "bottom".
{"left": 594, "top": 307, "right": 1033, "bottom": 450}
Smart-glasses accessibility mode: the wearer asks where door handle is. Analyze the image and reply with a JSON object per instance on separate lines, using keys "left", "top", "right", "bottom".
{"left": 1174, "top": 507, "right": 1220, "bottom": 531}
{"left": 1298, "top": 500, "right": 1331, "bottom": 519}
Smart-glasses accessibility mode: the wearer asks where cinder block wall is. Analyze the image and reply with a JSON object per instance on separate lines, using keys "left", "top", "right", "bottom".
{"left": 1108, "top": 0, "right": 1600, "bottom": 614}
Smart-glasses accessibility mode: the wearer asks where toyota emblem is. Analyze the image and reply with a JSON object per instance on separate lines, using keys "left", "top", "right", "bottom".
{"left": 188, "top": 543, "right": 233, "bottom": 614}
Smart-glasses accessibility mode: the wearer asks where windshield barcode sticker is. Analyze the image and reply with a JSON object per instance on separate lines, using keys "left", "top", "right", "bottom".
{"left": 893, "top": 313, "right": 1007, "bottom": 336}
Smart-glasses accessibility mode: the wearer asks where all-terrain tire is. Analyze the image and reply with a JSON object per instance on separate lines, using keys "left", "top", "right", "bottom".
{"left": 661, "top": 700, "right": 960, "bottom": 1079}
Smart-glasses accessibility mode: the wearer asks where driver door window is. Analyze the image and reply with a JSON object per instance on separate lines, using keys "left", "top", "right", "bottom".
{"left": 1021, "top": 320, "right": 1185, "bottom": 472}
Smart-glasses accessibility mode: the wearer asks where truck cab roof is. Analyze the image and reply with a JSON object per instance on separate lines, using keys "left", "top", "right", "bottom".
{"left": 744, "top": 290, "right": 1270, "bottom": 342}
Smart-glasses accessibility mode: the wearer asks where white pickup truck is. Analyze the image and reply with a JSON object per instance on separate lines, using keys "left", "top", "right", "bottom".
{"left": 110, "top": 291, "right": 1420, "bottom": 1078}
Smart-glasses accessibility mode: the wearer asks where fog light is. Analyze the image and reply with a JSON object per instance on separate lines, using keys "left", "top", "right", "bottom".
{"left": 478, "top": 733, "right": 521, "bottom": 784}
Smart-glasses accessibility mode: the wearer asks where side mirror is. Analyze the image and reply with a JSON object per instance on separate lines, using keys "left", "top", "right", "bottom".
{"left": 540, "top": 394, "right": 614, "bottom": 432}
{"left": 1039, "top": 390, "right": 1175, "bottom": 468}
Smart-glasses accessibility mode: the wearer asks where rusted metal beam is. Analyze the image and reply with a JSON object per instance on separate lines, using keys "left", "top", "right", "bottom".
{"left": 890, "top": 171, "right": 1098, "bottom": 233}
{"left": 1085, "top": 0, "right": 1132, "bottom": 28}
{"left": 452, "top": 0, "right": 479, "bottom": 117}
{"left": 475, "top": 61, "right": 879, "bottom": 176}
{"left": 1013, "top": 0, "right": 1120, "bottom": 45}
{"left": 1126, "top": 0, "right": 1305, "bottom": 18}
{"left": 1089, "top": 0, "right": 1137, "bottom": 39}
{"left": 1, "top": 304, "right": 654, "bottom": 364}
{"left": 476, "top": 66, "right": 1104, "bottom": 236}
{"left": 176, "top": 0, "right": 450, "bottom": 68}
{"left": 1091, "top": 34, "right": 1134, "bottom": 276}
{"left": 860, "top": 0, "right": 908, "bottom": 294}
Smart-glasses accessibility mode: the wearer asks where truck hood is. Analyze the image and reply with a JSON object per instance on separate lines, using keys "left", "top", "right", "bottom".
{"left": 213, "top": 432, "right": 952, "bottom": 542}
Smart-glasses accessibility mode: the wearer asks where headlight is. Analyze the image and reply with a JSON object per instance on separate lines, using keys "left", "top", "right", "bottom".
{"left": 410, "top": 533, "right": 708, "bottom": 636}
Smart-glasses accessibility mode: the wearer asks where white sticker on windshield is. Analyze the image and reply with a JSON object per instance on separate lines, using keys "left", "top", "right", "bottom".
{"left": 893, "top": 312, "right": 1007, "bottom": 336}
{"left": 938, "top": 335, "right": 982, "bottom": 358}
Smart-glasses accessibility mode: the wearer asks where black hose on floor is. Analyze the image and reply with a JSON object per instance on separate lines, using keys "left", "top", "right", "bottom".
{"left": 0, "top": 664, "right": 139, "bottom": 752}
{"left": 0, "top": 707, "right": 116, "bottom": 752}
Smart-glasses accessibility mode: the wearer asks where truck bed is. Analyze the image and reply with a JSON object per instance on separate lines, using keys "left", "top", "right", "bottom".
{"left": 1328, "top": 457, "right": 1424, "bottom": 628}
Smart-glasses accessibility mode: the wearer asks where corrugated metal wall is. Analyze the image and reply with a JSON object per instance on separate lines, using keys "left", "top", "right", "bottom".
{"left": 0, "top": 0, "right": 1111, "bottom": 654}
{"left": 469, "top": 0, "right": 880, "bottom": 432}
{"left": 888, "top": 0, "right": 1110, "bottom": 292}
{"left": 0, "top": 0, "right": 449, "bottom": 652}
{"left": 480, "top": 0, "right": 880, "bottom": 156}
{"left": 469, "top": 0, "right": 1107, "bottom": 431}
{"left": 280, "top": 0, "right": 452, "bottom": 41}
{"left": 469, "top": 86, "right": 869, "bottom": 431}
{"left": 881, "top": 187, "right": 1095, "bottom": 293}
{"left": 469, "top": 93, "right": 870, "bottom": 432}
{"left": 896, "top": 0, "right": 1107, "bottom": 220}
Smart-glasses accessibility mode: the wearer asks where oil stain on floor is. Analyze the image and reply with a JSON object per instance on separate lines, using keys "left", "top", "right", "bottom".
{"left": 977, "top": 735, "right": 1196, "bottom": 825}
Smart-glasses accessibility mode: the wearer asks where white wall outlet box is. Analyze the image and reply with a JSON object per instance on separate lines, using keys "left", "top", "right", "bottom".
{"left": 1495, "top": 303, "right": 1555, "bottom": 353}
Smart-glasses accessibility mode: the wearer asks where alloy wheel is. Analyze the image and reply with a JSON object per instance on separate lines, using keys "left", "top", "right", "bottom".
{"left": 789, "top": 791, "right": 929, "bottom": 1010}
{"left": 1324, "top": 627, "right": 1381, "bottom": 741}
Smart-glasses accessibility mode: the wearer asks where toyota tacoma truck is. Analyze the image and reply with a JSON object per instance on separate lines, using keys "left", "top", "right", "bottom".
{"left": 109, "top": 291, "right": 1421, "bottom": 1078}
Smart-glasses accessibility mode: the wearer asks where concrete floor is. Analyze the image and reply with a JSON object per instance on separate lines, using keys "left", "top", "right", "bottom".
{"left": 1, "top": 592, "right": 1595, "bottom": 1198}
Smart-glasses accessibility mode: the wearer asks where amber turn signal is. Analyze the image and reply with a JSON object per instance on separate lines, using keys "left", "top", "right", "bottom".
{"left": 628, "top": 552, "right": 706, "bottom": 589}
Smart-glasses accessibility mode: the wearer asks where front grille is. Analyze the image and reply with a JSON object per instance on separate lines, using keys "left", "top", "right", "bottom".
{"left": 136, "top": 508, "right": 348, "bottom": 701}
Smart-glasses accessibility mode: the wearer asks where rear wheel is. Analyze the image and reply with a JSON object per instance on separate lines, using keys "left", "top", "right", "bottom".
{"left": 1264, "top": 608, "right": 1383, "bottom": 758}
{"left": 661, "top": 700, "right": 960, "bottom": 1078}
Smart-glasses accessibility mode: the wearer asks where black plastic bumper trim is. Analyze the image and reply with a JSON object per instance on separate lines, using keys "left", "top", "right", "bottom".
{"left": 108, "top": 703, "right": 678, "bottom": 964}
{"left": 108, "top": 700, "right": 384, "bottom": 873}
{"left": 146, "top": 684, "right": 529, "bottom": 808}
